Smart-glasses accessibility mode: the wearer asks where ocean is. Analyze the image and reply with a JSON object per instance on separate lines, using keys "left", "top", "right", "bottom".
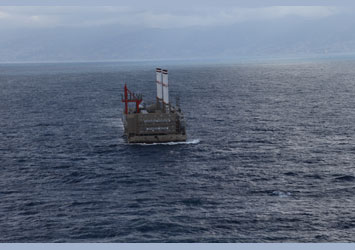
{"left": 1, "top": 59, "right": 355, "bottom": 242}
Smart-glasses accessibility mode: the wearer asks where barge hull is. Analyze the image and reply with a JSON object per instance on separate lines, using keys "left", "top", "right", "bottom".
{"left": 127, "top": 134, "right": 187, "bottom": 143}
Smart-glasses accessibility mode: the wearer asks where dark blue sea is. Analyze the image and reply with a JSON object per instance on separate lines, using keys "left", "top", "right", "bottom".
{"left": 1, "top": 59, "right": 355, "bottom": 242}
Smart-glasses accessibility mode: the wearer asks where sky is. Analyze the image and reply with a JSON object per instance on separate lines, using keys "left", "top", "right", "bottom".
{"left": 1, "top": 0, "right": 355, "bottom": 62}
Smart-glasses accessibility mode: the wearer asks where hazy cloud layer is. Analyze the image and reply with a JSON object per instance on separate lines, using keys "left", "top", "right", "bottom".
{"left": 0, "top": 6, "right": 343, "bottom": 29}
{"left": 0, "top": 2, "right": 354, "bottom": 62}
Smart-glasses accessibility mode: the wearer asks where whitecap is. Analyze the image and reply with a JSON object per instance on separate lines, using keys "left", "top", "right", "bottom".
{"left": 102, "top": 117, "right": 124, "bottom": 129}
{"left": 135, "top": 139, "right": 200, "bottom": 146}
{"left": 272, "top": 191, "right": 291, "bottom": 198}
{"left": 117, "top": 118, "right": 124, "bottom": 129}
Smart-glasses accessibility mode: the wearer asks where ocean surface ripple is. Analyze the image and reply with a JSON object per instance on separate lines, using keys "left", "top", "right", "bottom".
{"left": 1, "top": 61, "right": 355, "bottom": 242}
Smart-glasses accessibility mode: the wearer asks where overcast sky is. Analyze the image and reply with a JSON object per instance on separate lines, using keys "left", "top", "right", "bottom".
{"left": 0, "top": 5, "right": 344, "bottom": 29}
{"left": 1, "top": 0, "right": 355, "bottom": 62}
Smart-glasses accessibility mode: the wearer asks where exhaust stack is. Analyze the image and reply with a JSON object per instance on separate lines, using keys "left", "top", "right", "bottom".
{"left": 156, "top": 68, "right": 163, "bottom": 103}
{"left": 162, "top": 69, "right": 169, "bottom": 110}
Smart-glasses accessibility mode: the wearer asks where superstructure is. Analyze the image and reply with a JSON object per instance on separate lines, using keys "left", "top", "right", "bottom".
{"left": 121, "top": 68, "right": 186, "bottom": 143}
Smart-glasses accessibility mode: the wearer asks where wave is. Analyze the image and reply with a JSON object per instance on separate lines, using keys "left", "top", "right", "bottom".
{"left": 135, "top": 139, "right": 200, "bottom": 146}
{"left": 102, "top": 117, "right": 124, "bottom": 129}
{"left": 272, "top": 191, "right": 291, "bottom": 198}
{"left": 117, "top": 118, "right": 124, "bottom": 129}
{"left": 333, "top": 175, "right": 355, "bottom": 182}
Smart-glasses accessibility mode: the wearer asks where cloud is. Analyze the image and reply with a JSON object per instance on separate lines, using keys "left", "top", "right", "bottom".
{"left": 0, "top": 5, "right": 343, "bottom": 29}
{"left": 140, "top": 6, "right": 341, "bottom": 28}
{"left": 262, "top": 6, "right": 341, "bottom": 19}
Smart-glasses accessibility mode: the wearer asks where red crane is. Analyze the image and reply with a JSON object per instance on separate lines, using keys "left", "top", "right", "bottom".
{"left": 122, "top": 84, "right": 143, "bottom": 114}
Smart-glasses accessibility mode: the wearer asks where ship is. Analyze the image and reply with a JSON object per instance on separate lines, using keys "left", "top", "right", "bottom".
{"left": 121, "top": 68, "right": 187, "bottom": 143}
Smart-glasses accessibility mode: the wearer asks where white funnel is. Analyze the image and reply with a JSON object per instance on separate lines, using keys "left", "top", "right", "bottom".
{"left": 156, "top": 68, "right": 163, "bottom": 101}
{"left": 162, "top": 69, "right": 169, "bottom": 107}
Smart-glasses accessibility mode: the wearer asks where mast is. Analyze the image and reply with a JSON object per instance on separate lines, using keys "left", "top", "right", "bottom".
{"left": 122, "top": 84, "right": 143, "bottom": 114}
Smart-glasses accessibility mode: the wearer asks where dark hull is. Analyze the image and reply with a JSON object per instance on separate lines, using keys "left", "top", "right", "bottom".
{"left": 126, "top": 134, "right": 187, "bottom": 143}
{"left": 123, "top": 109, "right": 186, "bottom": 144}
